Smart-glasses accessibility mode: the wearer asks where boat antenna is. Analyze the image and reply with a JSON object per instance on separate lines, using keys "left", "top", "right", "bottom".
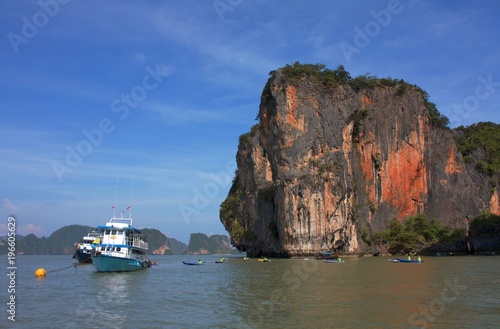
{"left": 113, "top": 173, "right": 119, "bottom": 218}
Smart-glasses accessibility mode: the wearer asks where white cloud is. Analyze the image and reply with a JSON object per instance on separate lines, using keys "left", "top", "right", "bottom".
{"left": 132, "top": 52, "right": 147, "bottom": 63}
{"left": 0, "top": 222, "right": 46, "bottom": 237}
{"left": 3, "top": 198, "right": 19, "bottom": 212}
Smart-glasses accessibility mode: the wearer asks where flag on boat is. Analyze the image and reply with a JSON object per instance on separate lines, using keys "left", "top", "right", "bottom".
{"left": 127, "top": 206, "right": 131, "bottom": 211}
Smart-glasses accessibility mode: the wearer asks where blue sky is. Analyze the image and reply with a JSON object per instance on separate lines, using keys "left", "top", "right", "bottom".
{"left": 1, "top": 0, "right": 499, "bottom": 244}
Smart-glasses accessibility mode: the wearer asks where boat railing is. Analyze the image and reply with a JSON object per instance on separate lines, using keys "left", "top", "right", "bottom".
{"left": 123, "top": 236, "right": 147, "bottom": 249}
{"left": 107, "top": 217, "right": 133, "bottom": 227}
{"left": 132, "top": 239, "right": 148, "bottom": 249}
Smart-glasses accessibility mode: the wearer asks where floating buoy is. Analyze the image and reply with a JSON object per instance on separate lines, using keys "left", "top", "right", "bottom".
{"left": 35, "top": 268, "right": 46, "bottom": 277}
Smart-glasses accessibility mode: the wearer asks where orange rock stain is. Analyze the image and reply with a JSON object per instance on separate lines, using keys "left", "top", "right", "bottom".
{"left": 490, "top": 189, "right": 500, "bottom": 215}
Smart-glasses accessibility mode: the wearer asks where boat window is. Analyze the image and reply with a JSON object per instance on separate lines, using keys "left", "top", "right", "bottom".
{"left": 110, "top": 230, "right": 117, "bottom": 235}
{"left": 116, "top": 247, "right": 121, "bottom": 251}
{"left": 104, "top": 230, "right": 110, "bottom": 235}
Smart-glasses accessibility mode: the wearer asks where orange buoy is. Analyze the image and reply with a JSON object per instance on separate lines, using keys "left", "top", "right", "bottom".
{"left": 35, "top": 268, "right": 46, "bottom": 277}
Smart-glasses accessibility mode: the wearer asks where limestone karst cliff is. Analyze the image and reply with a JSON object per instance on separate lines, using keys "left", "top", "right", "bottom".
{"left": 220, "top": 63, "right": 499, "bottom": 257}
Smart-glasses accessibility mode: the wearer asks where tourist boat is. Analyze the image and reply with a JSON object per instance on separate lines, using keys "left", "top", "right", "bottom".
{"left": 73, "top": 231, "right": 99, "bottom": 264}
{"left": 91, "top": 216, "right": 151, "bottom": 272}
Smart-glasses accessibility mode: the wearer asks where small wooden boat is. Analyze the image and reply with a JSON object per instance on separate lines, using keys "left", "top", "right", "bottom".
{"left": 433, "top": 252, "right": 454, "bottom": 257}
{"left": 183, "top": 261, "right": 204, "bottom": 265}
{"left": 316, "top": 251, "right": 339, "bottom": 260}
{"left": 396, "top": 258, "right": 423, "bottom": 263}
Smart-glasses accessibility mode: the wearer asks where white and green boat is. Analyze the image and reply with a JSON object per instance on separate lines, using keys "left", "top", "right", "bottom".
{"left": 92, "top": 216, "right": 150, "bottom": 272}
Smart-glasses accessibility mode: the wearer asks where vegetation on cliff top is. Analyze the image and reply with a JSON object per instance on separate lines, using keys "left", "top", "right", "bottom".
{"left": 261, "top": 62, "right": 449, "bottom": 128}
{"left": 454, "top": 122, "right": 500, "bottom": 185}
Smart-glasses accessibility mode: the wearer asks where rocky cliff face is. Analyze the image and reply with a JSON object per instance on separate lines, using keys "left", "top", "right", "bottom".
{"left": 220, "top": 65, "right": 498, "bottom": 257}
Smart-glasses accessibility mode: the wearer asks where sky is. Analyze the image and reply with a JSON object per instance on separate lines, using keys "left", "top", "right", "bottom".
{"left": 1, "top": 0, "right": 499, "bottom": 244}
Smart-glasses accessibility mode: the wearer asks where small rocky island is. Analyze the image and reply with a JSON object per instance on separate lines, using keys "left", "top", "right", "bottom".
{"left": 220, "top": 63, "right": 500, "bottom": 257}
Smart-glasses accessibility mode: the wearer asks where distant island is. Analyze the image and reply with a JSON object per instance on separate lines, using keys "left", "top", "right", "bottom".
{"left": 0, "top": 224, "right": 239, "bottom": 255}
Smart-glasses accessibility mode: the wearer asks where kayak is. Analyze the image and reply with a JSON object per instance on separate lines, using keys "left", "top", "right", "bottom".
{"left": 396, "top": 258, "right": 423, "bottom": 263}
{"left": 257, "top": 259, "right": 270, "bottom": 262}
{"left": 389, "top": 259, "right": 400, "bottom": 263}
{"left": 323, "top": 259, "right": 344, "bottom": 263}
{"left": 215, "top": 261, "right": 225, "bottom": 264}
{"left": 433, "top": 252, "right": 453, "bottom": 257}
{"left": 182, "top": 261, "right": 204, "bottom": 265}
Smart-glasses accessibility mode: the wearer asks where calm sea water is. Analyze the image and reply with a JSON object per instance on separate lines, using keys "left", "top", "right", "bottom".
{"left": 2, "top": 254, "right": 499, "bottom": 329}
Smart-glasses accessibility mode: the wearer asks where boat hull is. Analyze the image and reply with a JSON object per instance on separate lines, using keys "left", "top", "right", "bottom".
{"left": 92, "top": 254, "right": 150, "bottom": 272}
{"left": 74, "top": 250, "right": 93, "bottom": 264}
{"left": 323, "top": 259, "right": 345, "bottom": 263}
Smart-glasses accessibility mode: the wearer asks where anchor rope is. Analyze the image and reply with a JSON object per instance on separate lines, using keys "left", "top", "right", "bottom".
{"left": 47, "top": 264, "right": 77, "bottom": 273}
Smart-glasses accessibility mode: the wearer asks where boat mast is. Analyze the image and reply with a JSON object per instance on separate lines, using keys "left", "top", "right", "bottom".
{"left": 129, "top": 178, "right": 134, "bottom": 219}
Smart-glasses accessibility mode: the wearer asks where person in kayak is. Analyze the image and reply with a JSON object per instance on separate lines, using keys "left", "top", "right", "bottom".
{"left": 198, "top": 259, "right": 203, "bottom": 265}
{"left": 417, "top": 255, "right": 421, "bottom": 262}
{"left": 407, "top": 255, "right": 411, "bottom": 260}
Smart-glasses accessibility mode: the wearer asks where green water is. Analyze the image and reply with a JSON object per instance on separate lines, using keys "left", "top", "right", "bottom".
{"left": 5, "top": 255, "right": 499, "bottom": 328}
